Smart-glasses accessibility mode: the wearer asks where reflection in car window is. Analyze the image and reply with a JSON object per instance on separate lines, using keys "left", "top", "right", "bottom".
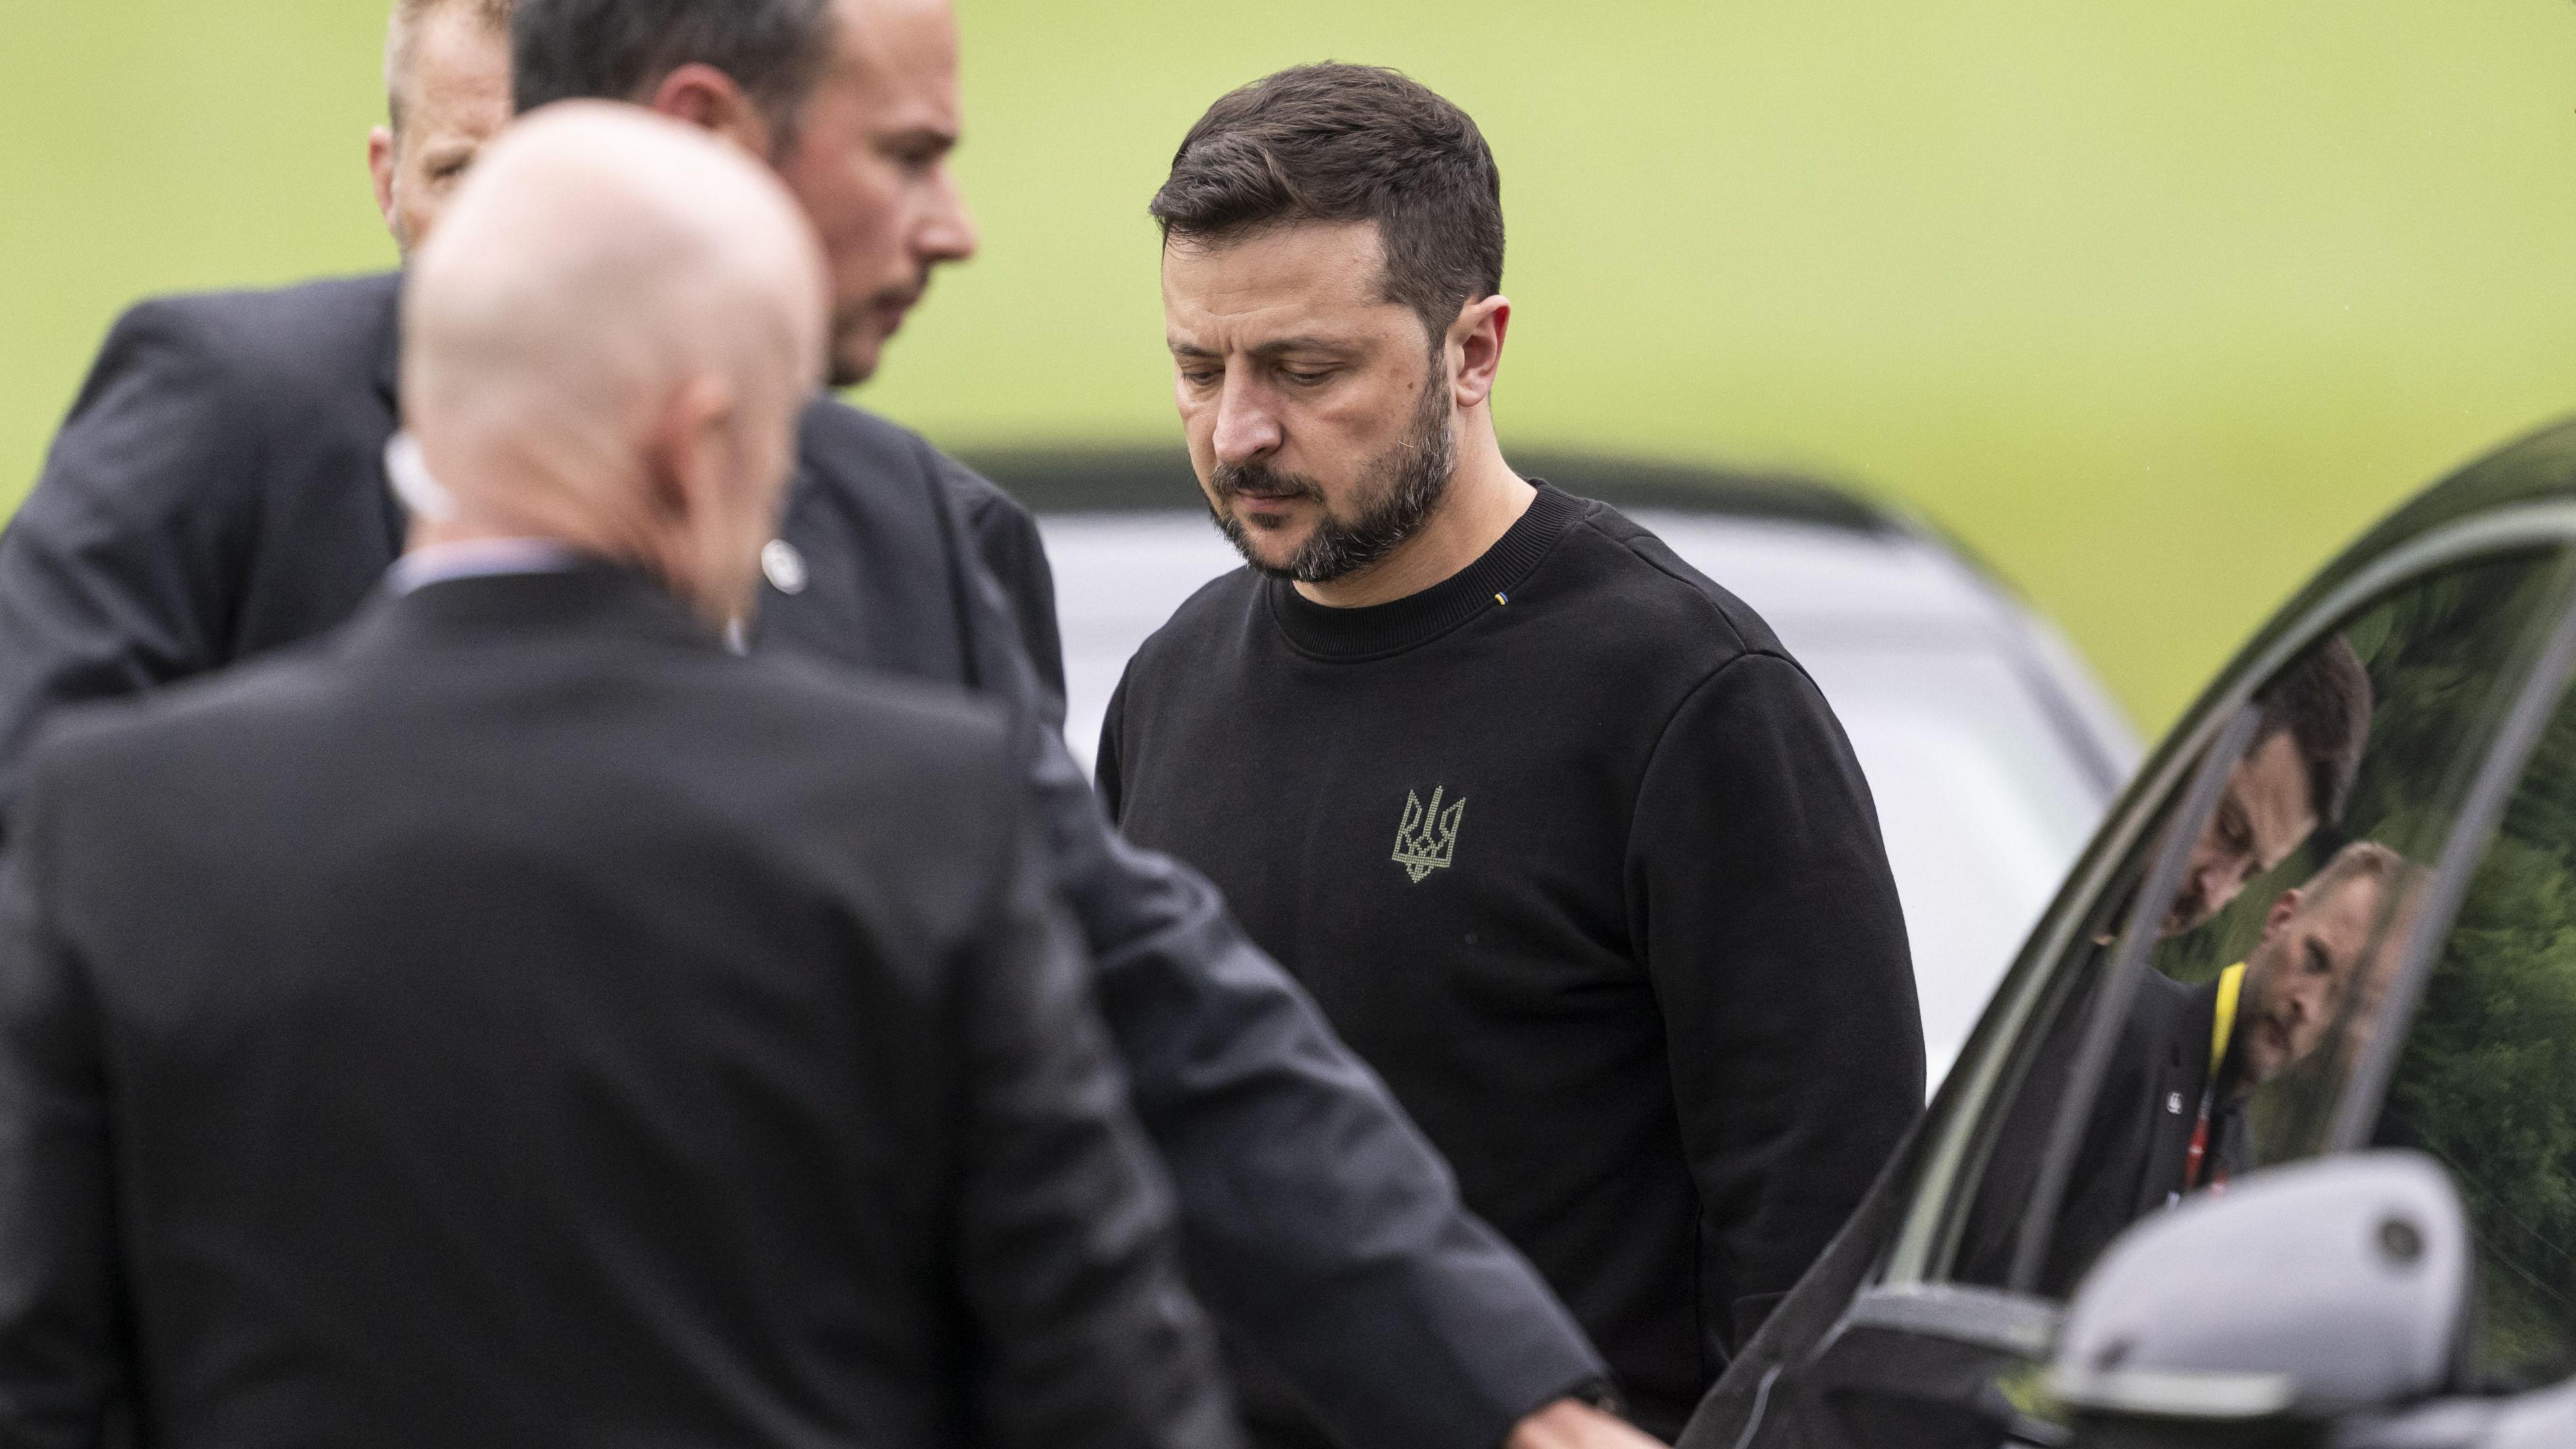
{"left": 1941, "top": 555, "right": 2563, "bottom": 1297}
{"left": 2373, "top": 676, "right": 2576, "bottom": 1390}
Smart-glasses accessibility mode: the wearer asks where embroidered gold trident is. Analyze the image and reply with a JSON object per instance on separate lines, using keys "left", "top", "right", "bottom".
{"left": 1392, "top": 786, "right": 1467, "bottom": 884}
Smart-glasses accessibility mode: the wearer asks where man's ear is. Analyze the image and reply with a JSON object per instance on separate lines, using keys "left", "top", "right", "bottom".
{"left": 634, "top": 374, "right": 738, "bottom": 618}
{"left": 368, "top": 126, "right": 401, "bottom": 242}
{"left": 646, "top": 64, "right": 777, "bottom": 162}
{"left": 1447, "top": 294, "right": 1511, "bottom": 410}
{"left": 2259, "top": 888, "right": 2306, "bottom": 949}
{"left": 648, "top": 374, "right": 740, "bottom": 527}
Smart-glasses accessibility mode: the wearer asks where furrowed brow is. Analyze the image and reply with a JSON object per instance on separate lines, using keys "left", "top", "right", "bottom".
{"left": 1248, "top": 335, "right": 1357, "bottom": 359}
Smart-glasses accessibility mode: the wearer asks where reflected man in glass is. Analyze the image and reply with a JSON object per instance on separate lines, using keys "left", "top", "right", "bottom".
{"left": 2162, "top": 638, "right": 2374, "bottom": 938}
{"left": 2037, "top": 841, "right": 2428, "bottom": 1292}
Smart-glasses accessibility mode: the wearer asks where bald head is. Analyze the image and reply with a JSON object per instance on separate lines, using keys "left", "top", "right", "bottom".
{"left": 402, "top": 103, "right": 826, "bottom": 627}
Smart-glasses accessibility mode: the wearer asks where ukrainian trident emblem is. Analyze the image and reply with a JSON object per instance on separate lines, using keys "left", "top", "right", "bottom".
{"left": 1391, "top": 786, "right": 1467, "bottom": 884}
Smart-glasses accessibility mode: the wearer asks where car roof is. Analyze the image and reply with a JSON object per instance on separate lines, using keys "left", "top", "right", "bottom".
{"left": 958, "top": 445, "right": 1906, "bottom": 536}
{"left": 2161, "top": 410, "right": 2576, "bottom": 748}
{"left": 994, "top": 445, "right": 2137, "bottom": 780}
{"left": 2339, "top": 411, "right": 2576, "bottom": 556}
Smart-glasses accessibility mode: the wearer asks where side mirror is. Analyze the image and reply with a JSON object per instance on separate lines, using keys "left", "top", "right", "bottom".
{"left": 2050, "top": 1151, "right": 2470, "bottom": 1445}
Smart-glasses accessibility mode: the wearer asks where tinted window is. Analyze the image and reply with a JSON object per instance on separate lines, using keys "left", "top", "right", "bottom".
{"left": 1936, "top": 553, "right": 2565, "bottom": 1297}
{"left": 2373, "top": 672, "right": 2576, "bottom": 1389}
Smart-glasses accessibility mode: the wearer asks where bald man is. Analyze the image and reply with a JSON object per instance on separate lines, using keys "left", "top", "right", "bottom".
{"left": 0, "top": 105, "right": 1234, "bottom": 1449}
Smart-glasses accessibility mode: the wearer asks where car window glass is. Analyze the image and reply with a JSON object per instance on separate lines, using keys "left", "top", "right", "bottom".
{"left": 1937, "top": 553, "right": 2564, "bottom": 1297}
{"left": 2371, "top": 674, "right": 2576, "bottom": 1391}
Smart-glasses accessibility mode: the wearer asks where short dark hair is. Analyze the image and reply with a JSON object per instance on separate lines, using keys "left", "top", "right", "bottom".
{"left": 1150, "top": 62, "right": 1505, "bottom": 347}
{"left": 511, "top": 0, "right": 836, "bottom": 141}
{"left": 2256, "top": 633, "right": 2373, "bottom": 828}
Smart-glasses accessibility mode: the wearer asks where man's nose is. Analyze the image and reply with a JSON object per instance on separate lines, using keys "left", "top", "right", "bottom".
{"left": 2180, "top": 863, "right": 2223, "bottom": 918}
{"left": 2281, "top": 980, "right": 2318, "bottom": 1026}
{"left": 1211, "top": 373, "right": 1281, "bottom": 466}
{"left": 918, "top": 171, "right": 978, "bottom": 266}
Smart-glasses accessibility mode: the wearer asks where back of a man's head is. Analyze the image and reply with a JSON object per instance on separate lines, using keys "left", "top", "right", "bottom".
{"left": 511, "top": 0, "right": 837, "bottom": 136}
{"left": 402, "top": 103, "right": 826, "bottom": 625}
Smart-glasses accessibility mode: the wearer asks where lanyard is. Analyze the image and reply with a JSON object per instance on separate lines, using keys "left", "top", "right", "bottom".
{"left": 2181, "top": 962, "right": 2246, "bottom": 1193}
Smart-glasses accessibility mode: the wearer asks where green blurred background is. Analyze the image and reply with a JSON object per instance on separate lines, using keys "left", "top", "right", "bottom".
{"left": 7, "top": 1, "right": 2576, "bottom": 731}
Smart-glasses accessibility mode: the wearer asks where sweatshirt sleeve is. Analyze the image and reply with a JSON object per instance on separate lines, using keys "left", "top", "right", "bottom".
{"left": 1628, "top": 652, "right": 1925, "bottom": 1355}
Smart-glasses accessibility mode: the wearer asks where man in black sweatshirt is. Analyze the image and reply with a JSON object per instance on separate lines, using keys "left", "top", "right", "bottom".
{"left": 1097, "top": 63, "right": 1926, "bottom": 1444}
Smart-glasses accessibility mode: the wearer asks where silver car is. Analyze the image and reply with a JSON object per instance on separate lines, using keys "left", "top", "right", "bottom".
{"left": 971, "top": 449, "right": 2141, "bottom": 1088}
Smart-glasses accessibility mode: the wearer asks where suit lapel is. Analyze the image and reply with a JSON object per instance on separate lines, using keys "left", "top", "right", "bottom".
{"left": 2137, "top": 979, "right": 2223, "bottom": 1212}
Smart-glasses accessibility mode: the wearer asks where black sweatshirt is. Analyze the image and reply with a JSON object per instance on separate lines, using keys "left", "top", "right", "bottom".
{"left": 1097, "top": 484, "right": 1925, "bottom": 1438}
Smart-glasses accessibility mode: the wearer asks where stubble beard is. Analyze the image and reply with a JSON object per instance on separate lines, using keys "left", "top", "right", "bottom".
{"left": 1207, "top": 356, "right": 1457, "bottom": 586}
{"left": 825, "top": 309, "right": 876, "bottom": 390}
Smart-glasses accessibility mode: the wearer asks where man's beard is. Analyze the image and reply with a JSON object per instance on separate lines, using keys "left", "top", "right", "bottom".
{"left": 2160, "top": 882, "right": 2214, "bottom": 939}
{"left": 1205, "top": 358, "right": 1456, "bottom": 585}
{"left": 824, "top": 280, "right": 928, "bottom": 389}
{"left": 825, "top": 308, "right": 878, "bottom": 389}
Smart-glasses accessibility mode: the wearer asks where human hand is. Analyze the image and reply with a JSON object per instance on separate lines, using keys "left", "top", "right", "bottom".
{"left": 1503, "top": 1398, "right": 1668, "bottom": 1449}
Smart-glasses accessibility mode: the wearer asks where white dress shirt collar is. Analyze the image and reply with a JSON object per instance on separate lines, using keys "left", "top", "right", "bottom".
{"left": 387, "top": 538, "right": 586, "bottom": 596}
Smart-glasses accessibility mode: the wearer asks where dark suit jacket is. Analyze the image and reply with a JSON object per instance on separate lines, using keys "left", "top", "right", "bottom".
{"left": 0, "top": 274, "right": 1602, "bottom": 1449}
{"left": 2040, "top": 972, "right": 2250, "bottom": 1293}
{"left": 0, "top": 564, "right": 1234, "bottom": 1449}
{"left": 1954, "top": 969, "right": 2249, "bottom": 1297}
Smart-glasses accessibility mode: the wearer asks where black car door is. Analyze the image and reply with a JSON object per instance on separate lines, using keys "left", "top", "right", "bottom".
{"left": 1689, "top": 491, "right": 2576, "bottom": 1449}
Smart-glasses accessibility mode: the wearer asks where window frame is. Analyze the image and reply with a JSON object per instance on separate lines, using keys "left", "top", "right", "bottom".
{"left": 2003, "top": 702, "right": 2262, "bottom": 1293}
{"left": 1878, "top": 503, "right": 2576, "bottom": 1298}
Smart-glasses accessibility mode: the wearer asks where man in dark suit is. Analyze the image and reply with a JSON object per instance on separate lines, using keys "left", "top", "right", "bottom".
{"left": 0, "top": 3, "right": 1617, "bottom": 1446}
{"left": 0, "top": 103, "right": 1234, "bottom": 1448}
{"left": 1962, "top": 840, "right": 2425, "bottom": 1297}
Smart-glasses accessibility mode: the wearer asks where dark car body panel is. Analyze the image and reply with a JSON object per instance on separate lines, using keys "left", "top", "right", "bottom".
{"left": 1682, "top": 413, "right": 2576, "bottom": 1449}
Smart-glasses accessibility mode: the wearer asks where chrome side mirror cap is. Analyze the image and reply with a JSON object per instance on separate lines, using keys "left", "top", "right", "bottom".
{"left": 2051, "top": 1152, "right": 2470, "bottom": 1433}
